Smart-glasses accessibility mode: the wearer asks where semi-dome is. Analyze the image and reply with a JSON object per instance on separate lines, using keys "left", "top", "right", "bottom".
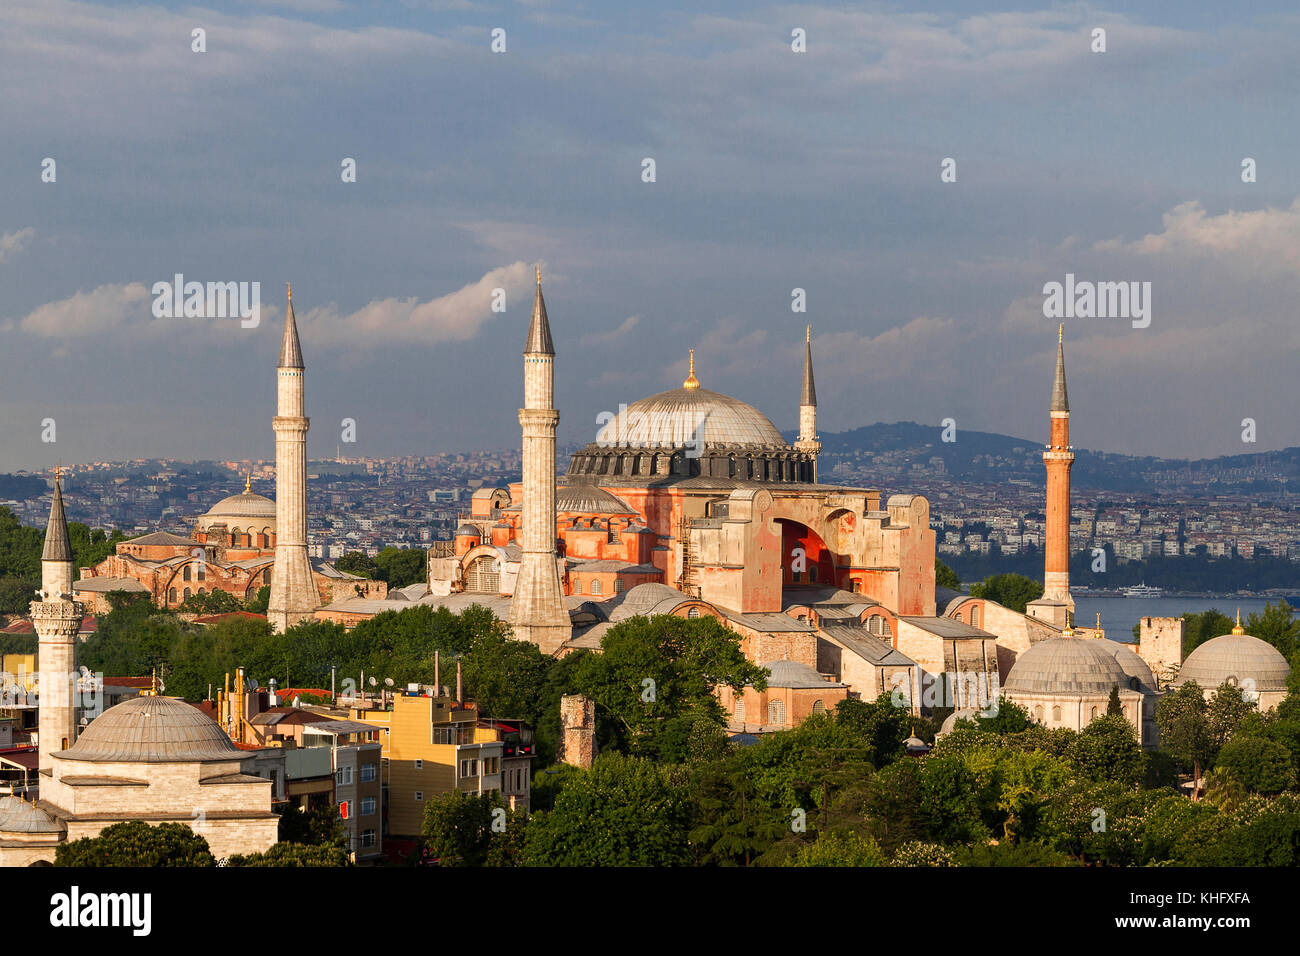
{"left": 1173, "top": 633, "right": 1291, "bottom": 693}
{"left": 1004, "top": 637, "right": 1132, "bottom": 695}
{"left": 597, "top": 386, "right": 787, "bottom": 450}
{"left": 556, "top": 484, "right": 637, "bottom": 515}
{"left": 59, "top": 696, "right": 243, "bottom": 763}
{"left": 1100, "top": 640, "right": 1157, "bottom": 692}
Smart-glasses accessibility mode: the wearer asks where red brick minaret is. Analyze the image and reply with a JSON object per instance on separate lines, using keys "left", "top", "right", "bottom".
{"left": 1042, "top": 324, "right": 1074, "bottom": 614}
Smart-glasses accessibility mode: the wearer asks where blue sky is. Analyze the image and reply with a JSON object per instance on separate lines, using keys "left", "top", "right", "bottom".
{"left": 3, "top": 0, "right": 1300, "bottom": 471}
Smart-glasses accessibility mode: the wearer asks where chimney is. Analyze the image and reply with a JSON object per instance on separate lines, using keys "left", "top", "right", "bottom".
{"left": 434, "top": 651, "right": 441, "bottom": 698}
{"left": 456, "top": 660, "right": 463, "bottom": 705}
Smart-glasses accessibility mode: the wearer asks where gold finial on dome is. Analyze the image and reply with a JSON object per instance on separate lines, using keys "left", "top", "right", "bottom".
{"left": 1233, "top": 608, "right": 1245, "bottom": 636}
{"left": 1061, "top": 611, "right": 1075, "bottom": 638}
{"left": 1095, "top": 612, "right": 1104, "bottom": 639}
{"left": 287, "top": 282, "right": 292, "bottom": 302}
{"left": 536, "top": 264, "right": 541, "bottom": 286}
{"left": 1058, "top": 322, "right": 1063, "bottom": 344}
{"left": 806, "top": 324, "right": 811, "bottom": 343}
{"left": 244, "top": 473, "right": 252, "bottom": 494}
{"left": 683, "top": 349, "right": 700, "bottom": 390}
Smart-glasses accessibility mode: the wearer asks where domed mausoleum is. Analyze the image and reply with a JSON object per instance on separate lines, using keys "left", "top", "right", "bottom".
{"left": 1003, "top": 632, "right": 1157, "bottom": 745}
{"left": 1171, "top": 615, "right": 1291, "bottom": 711}
{"left": 0, "top": 696, "right": 279, "bottom": 866}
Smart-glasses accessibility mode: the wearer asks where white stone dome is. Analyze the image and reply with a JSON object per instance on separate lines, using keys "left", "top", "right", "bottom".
{"left": 60, "top": 696, "right": 242, "bottom": 763}
{"left": 1005, "top": 637, "right": 1132, "bottom": 695}
{"left": 1173, "top": 633, "right": 1291, "bottom": 693}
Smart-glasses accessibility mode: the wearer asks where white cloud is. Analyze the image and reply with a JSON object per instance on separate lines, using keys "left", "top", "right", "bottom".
{"left": 19, "top": 282, "right": 150, "bottom": 337}
{"left": 0, "top": 227, "right": 35, "bottom": 264}
{"left": 1094, "top": 198, "right": 1300, "bottom": 277}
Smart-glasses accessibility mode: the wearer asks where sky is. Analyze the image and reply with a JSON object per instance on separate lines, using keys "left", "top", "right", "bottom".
{"left": 2, "top": 0, "right": 1300, "bottom": 472}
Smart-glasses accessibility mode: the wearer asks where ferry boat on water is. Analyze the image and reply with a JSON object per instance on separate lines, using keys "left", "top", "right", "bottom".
{"left": 1122, "top": 583, "right": 1164, "bottom": 598}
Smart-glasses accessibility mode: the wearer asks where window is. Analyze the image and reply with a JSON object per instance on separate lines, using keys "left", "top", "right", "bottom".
{"left": 812, "top": 699, "right": 826, "bottom": 713}
{"left": 196, "top": 564, "right": 205, "bottom": 581}
{"left": 361, "top": 829, "right": 377, "bottom": 848}
{"left": 338, "top": 800, "right": 352, "bottom": 819}
{"left": 361, "top": 797, "right": 376, "bottom": 816}
{"left": 183, "top": 566, "right": 191, "bottom": 581}
{"left": 459, "top": 758, "right": 479, "bottom": 777}
{"left": 335, "top": 766, "right": 353, "bottom": 785}
{"left": 591, "top": 579, "right": 602, "bottom": 595}
{"left": 183, "top": 587, "right": 191, "bottom": 599}
{"left": 852, "top": 580, "right": 862, "bottom": 593}
{"left": 465, "top": 554, "right": 500, "bottom": 593}
{"left": 768, "top": 700, "right": 786, "bottom": 726}
{"left": 414, "top": 759, "right": 423, "bottom": 770}
{"left": 614, "top": 579, "right": 625, "bottom": 594}
{"left": 573, "top": 580, "right": 582, "bottom": 594}
{"left": 168, "top": 588, "right": 177, "bottom": 603}
{"left": 1051, "top": 705, "right": 1062, "bottom": 722}
{"left": 735, "top": 698, "right": 746, "bottom": 721}
{"left": 687, "top": 607, "right": 700, "bottom": 619}
{"left": 360, "top": 763, "right": 377, "bottom": 782}
{"left": 415, "top": 791, "right": 424, "bottom": 801}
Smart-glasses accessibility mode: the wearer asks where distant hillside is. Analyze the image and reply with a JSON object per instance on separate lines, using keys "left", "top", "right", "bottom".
{"left": 0, "top": 474, "right": 49, "bottom": 500}
{"left": 785, "top": 422, "right": 1300, "bottom": 494}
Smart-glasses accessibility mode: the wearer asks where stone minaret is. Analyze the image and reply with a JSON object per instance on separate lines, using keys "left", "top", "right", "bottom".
{"left": 33, "top": 471, "right": 84, "bottom": 774}
{"left": 509, "top": 267, "right": 570, "bottom": 654}
{"left": 794, "top": 325, "right": 822, "bottom": 482}
{"left": 267, "top": 285, "right": 318, "bottom": 632}
{"left": 1042, "top": 324, "right": 1075, "bottom": 614}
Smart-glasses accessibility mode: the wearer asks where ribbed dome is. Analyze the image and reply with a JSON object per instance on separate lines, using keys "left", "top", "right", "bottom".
{"left": 60, "top": 696, "right": 242, "bottom": 763}
{"left": 1173, "top": 633, "right": 1291, "bottom": 693}
{"left": 1005, "top": 637, "right": 1132, "bottom": 694}
{"left": 0, "top": 796, "right": 63, "bottom": 834}
{"left": 596, "top": 387, "right": 787, "bottom": 449}
{"left": 204, "top": 491, "right": 275, "bottom": 520}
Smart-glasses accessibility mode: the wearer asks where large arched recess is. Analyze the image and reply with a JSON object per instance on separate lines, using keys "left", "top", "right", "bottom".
{"left": 775, "top": 518, "right": 838, "bottom": 589}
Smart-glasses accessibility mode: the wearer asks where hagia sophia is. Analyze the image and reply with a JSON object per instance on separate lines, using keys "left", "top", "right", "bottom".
{"left": 4, "top": 266, "right": 1291, "bottom": 863}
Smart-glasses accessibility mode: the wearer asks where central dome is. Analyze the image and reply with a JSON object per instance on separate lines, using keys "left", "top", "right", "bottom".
{"left": 1004, "top": 637, "right": 1133, "bottom": 695}
{"left": 60, "top": 695, "right": 243, "bottom": 763}
{"left": 597, "top": 386, "right": 788, "bottom": 449}
{"left": 204, "top": 491, "right": 275, "bottom": 520}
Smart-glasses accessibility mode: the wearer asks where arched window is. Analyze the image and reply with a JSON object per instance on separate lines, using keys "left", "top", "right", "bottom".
{"left": 1089, "top": 706, "right": 1098, "bottom": 720}
{"left": 735, "top": 698, "right": 746, "bottom": 721}
{"left": 196, "top": 563, "right": 205, "bottom": 582}
{"left": 687, "top": 607, "right": 701, "bottom": 618}
{"left": 183, "top": 588, "right": 191, "bottom": 599}
{"left": 970, "top": 604, "right": 981, "bottom": 627}
{"left": 168, "top": 588, "right": 177, "bottom": 603}
{"left": 573, "top": 580, "right": 582, "bottom": 594}
{"left": 465, "top": 554, "right": 500, "bottom": 593}
{"left": 614, "top": 579, "right": 625, "bottom": 594}
{"left": 812, "top": 699, "right": 826, "bottom": 713}
{"left": 768, "top": 700, "right": 786, "bottom": 727}
{"left": 1051, "top": 705, "right": 1062, "bottom": 722}
{"left": 183, "top": 566, "right": 192, "bottom": 581}
{"left": 1034, "top": 705, "right": 1044, "bottom": 722}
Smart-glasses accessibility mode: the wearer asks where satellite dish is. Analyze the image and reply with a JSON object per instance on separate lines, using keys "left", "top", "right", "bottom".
{"left": 384, "top": 678, "right": 394, "bottom": 687}
{"left": 246, "top": 678, "right": 259, "bottom": 692}
{"left": 368, "top": 677, "right": 377, "bottom": 687}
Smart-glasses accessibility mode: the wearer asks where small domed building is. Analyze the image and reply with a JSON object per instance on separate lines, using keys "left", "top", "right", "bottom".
{"left": 1003, "top": 631, "right": 1156, "bottom": 745}
{"left": 1171, "top": 615, "right": 1291, "bottom": 711}
{"left": 0, "top": 696, "right": 279, "bottom": 865}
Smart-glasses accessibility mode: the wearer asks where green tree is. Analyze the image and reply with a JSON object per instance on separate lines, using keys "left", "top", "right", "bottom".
{"left": 226, "top": 843, "right": 351, "bottom": 866}
{"left": 245, "top": 584, "right": 270, "bottom": 614}
{"left": 689, "top": 760, "right": 789, "bottom": 866}
{"left": 1245, "top": 601, "right": 1299, "bottom": 658}
{"left": 1106, "top": 685, "right": 1123, "bottom": 716}
{"left": 1215, "top": 736, "right": 1296, "bottom": 794}
{"left": 1156, "top": 681, "right": 1211, "bottom": 800}
{"left": 523, "top": 753, "right": 692, "bottom": 866}
{"left": 832, "top": 696, "right": 909, "bottom": 766}
{"left": 1067, "top": 713, "right": 1146, "bottom": 787}
{"left": 935, "top": 559, "right": 960, "bottom": 591}
{"left": 335, "top": 551, "right": 377, "bottom": 578}
{"left": 179, "top": 588, "right": 243, "bottom": 615}
{"left": 573, "top": 615, "right": 767, "bottom": 761}
{"left": 275, "top": 801, "right": 348, "bottom": 848}
{"left": 1181, "top": 609, "right": 1235, "bottom": 657}
{"left": 420, "top": 790, "right": 504, "bottom": 866}
{"left": 968, "top": 573, "right": 1042, "bottom": 613}
{"left": 54, "top": 822, "right": 215, "bottom": 867}
{"left": 782, "top": 830, "right": 886, "bottom": 867}
{"left": 373, "top": 547, "right": 427, "bottom": 589}
{"left": 1206, "top": 682, "right": 1257, "bottom": 752}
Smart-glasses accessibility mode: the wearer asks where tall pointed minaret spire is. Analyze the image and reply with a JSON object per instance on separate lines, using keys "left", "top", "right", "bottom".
{"left": 1041, "top": 323, "right": 1075, "bottom": 618}
{"left": 33, "top": 469, "right": 84, "bottom": 773}
{"left": 794, "top": 326, "right": 822, "bottom": 482}
{"left": 267, "top": 283, "right": 318, "bottom": 632}
{"left": 510, "top": 265, "right": 570, "bottom": 654}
